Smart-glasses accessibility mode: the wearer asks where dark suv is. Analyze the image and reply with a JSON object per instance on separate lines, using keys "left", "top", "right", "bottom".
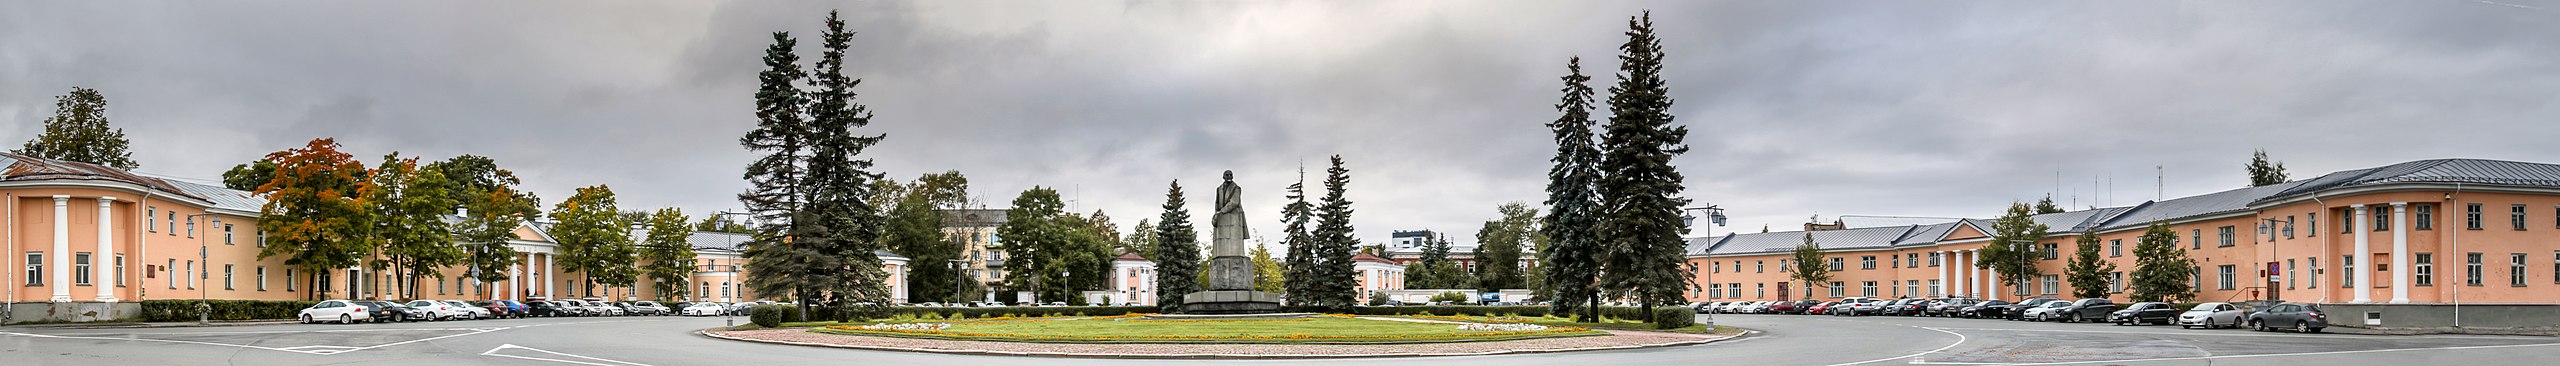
{"left": 2108, "top": 302, "right": 2178, "bottom": 325}
{"left": 354, "top": 300, "right": 429, "bottom": 322}
{"left": 2051, "top": 298, "right": 2119, "bottom": 323}
{"left": 527, "top": 300, "right": 576, "bottom": 317}
{"left": 2247, "top": 302, "right": 2328, "bottom": 333}
{"left": 1958, "top": 300, "right": 2011, "bottom": 318}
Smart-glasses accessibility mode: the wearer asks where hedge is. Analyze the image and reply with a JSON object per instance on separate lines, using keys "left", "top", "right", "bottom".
{"left": 1651, "top": 308, "right": 1696, "bottom": 329}
{"left": 749, "top": 305, "right": 790, "bottom": 327}
{"left": 139, "top": 300, "right": 319, "bottom": 322}
{"left": 1350, "top": 305, "right": 1692, "bottom": 326}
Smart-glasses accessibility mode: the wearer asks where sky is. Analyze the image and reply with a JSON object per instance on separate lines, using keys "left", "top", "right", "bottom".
{"left": 4, "top": 1, "right": 2557, "bottom": 249}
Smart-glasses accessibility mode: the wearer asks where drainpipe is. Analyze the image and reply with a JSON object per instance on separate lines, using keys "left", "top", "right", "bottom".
{"left": 2310, "top": 192, "right": 2329, "bottom": 305}
{"left": 6, "top": 193, "right": 15, "bottom": 324}
{"left": 2448, "top": 183, "right": 2463, "bottom": 328}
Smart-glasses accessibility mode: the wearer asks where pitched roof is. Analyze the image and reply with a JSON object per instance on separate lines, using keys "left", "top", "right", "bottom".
{"left": 146, "top": 175, "right": 263, "bottom": 213}
{"left": 2259, "top": 158, "right": 2560, "bottom": 202}
{"left": 0, "top": 152, "right": 203, "bottom": 201}
{"left": 2095, "top": 182, "right": 2304, "bottom": 231}
{"left": 1115, "top": 251, "right": 1148, "bottom": 261}
{"left": 1352, "top": 253, "right": 1398, "bottom": 264}
{"left": 1702, "top": 225, "right": 1916, "bottom": 256}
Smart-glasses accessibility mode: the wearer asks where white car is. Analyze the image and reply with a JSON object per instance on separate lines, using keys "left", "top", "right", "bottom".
{"left": 2022, "top": 301, "right": 2074, "bottom": 321}
{"left": 683, "top": 303, "right": 726, "bottom": 316}
{"left": 442, "top": 300, "right": 491, "bottom": 320}
{"left": 633, "top": 301, "right": 674, "bottom": 315}
{"left": 1718, "top": 302, "right": 1748, "bottom": 313}
{"left": 2178, "top": 302, "right": 2246, "bottom": 329}
{"left": 300, "top": 300, "right": 374, "bottom": 324}
{"left": 406, "top": 300, "right": 470, "bottom": 320}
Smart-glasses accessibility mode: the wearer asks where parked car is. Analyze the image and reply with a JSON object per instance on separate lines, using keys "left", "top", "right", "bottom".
{"left": 500, "top": 300, "right": 531, "bottom": 316}
{"left": 634, "top": 301, "right": 673, "bottom": 315}
{"left": 474, "top": 300, "right": 518, "bottom": 318}
{"left": 2109, "top": 302, "right": 2179, "bottom": 325}
{"left": 554, "top": 299, "right": 593, "bottom": 316}
{"left": 1765, "top": 301, "right": 1801, "bottom": 314}
{"left": 2022, "top": 300, "right": 2074, "bottom": 321}
{"left": 1878, "top": 299, "right": 1915, "bottom": 316}
{"left": 406, "top": 300, "right": 470, "bottom": 320}
{"left": 1806, "top": 301, "right": 1839, "bottom": 315}
{"left": 442, "top": 300, "right": 492, "bottom": 320}
{"left": 352, "top": 300, "right": 420, "bottom": 323}
{"left": 2247, "top": 302, "right": 2328, "bottom": 333}
{"left": 1690, "top": 302, "right": 1714, "bottom": 314}
{"left": 527, "top": 300, "right": 576, "bottom": 317}
{"left": 300, "top": 300, "right": 374, "bottom": 324}
{"left": 2051, "top": 298, "right": 2119, "bottom": 323}
{"left": 1894, "top": 299, "right": 1936, "bottom": 316}
{"left": 1958, "top": 300, "right": 2011, "bottom": 318}
{"left": 1928, "top": 298, "right": 1977, "bottom": 317}
{"left": 684, "top": 302, "right": 728, "bottom": 316}
{"left": 2005, "top": 298, "right": 2062, "bottom": 320}
{"left": 1834, "top": 297, "right": 1880, "bottom": 316}
{"left": 2178, "top": 302, "right": 2247, "bottom": 329}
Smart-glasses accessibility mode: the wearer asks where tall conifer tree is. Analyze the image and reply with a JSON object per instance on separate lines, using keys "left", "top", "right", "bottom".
{"left": 2066, "top": 231, "right": 2116, "bottom": 300}
{"left": 1153, "top": 181, "right": 1201, "bottom": 310}
{"left": 1595, "top": 11, "right": 1692, "bottom": 320}
{"left": 1280, "top": 165, "right": 1317, "bottom": 304}
{"left": 1307, "top": 156, "right": 1360, "bottom": 309}
{"left": 799, "top": 10, "right": 891, "bottom": 315}
{"left": 739, "top": 30, "right": 824, "bottom": 314}
{"left": 1541, "top": 57, "right": 1606, "bottom": 322}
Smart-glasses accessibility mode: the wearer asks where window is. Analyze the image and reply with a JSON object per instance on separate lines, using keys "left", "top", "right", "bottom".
{"left": 185, "top": 260, "right": 195, "bottom": 289}
{"left": 1861, "top": 256, "right": 1876, "bottom": 270}
{"left": 2373, "top": 208, "right": 2390, "bottom": 231}
{"left": 147, "top": 207, "right": 156, "bottom": 232}
{"left": 23, "top": 252, "right": 41, "bottom": 286}
{"left": 1755, "top": 260, "right": 1764, "bottom": 273}
{"left": 113, "top": 255, "right": 124, "bottom": 286}
{"left": 2415, "top": 253, "right": 2434, "bottom": 286}
{"left": 1708, "top": 284, "right": 1721, "bottom": 299}
{"left": 2040, "top": 275, "right": 2059, "bottom": 295}
{"left": 2109, "top": 272, "right": 2124, "bottom": 293}
{"left": 2512, "top": 254, "right": 2528, "bottom": 287}
{"left": 2310, "top": 257, "right": 2321, "bottom": 288}
{"left": 2042, "top": 243, "right": 2059, "bottom": 260}
{"left": 256, "top": 266, "right": 268, "bottom": 291}
{"left": 2468, "top": 203, "right": 2483, "bottom": 230}
{"left": 1905, "top": 280, "right": 1920, "bottom": 297}
{"left": 1728, "top": 283, "right": 1741, "bottom": 299}
{"left": 2514, "top": 204, "right": 2529, "bottom": 231}
{"left": 167, "top": 259, "right": 177, "bottom": 288}
{"left": 223, "top": 264, "right": 234, "bottom": 290}
{"left": 2342, "top": 255, "right": 2357, "bottom": 288}
{"left": 1829, "top": 257, "right": 1844, "bottom": 271}
{"left": 1861, "top": 281, "right": 1876, "bottom": 297}
{"left": 1929, "top": 252, "right": 1942, "bottom": 267}
{"left": 1829, "top": 281, "right": 1845, "bottom": 298}
{"left": 2287, "top": 258, "right": 2299, "bottom": 289}
{"left": 2467, "top": 253, "right": 2484, "bottom": 286}
{"left": 2192, "top": 229, "right": 2202, "bottom": 249}
{"left": 2110, "top": 239, "right": 2122, "bottom": 257}
{"left": 2218, "top": 226, "right": 2235, "bottom": 247}
{"left": 2286, "top": 215, "right": 2297, "bottom": 238}
{"left": 2344, "top": 208, "right": 2357, "bottom": 233}
{"left": 224, "top": 224, "right": 235, "bottom": 245}
{"left": 2308, "top": 212, "right": 2319, "bottom": 236}
{"left": 1711, "top": 261, "right": 1721, "bottom": 273}
{"left": 1928, "top": 280, "right": 1941, "bottom": 296}
{"left": 187, "top": 219, "right": 196, "bottom": 237}
{"left": 1908, "top": 253, "right": 1921, "bottom": 268}
{"left": 2554, "top": 251, "right": 2559, "bottom": 285}
{"left": 2217, "top": 265, "right": 2236, "bottom": 290}
{"left": 1756, "top": 283, "right": 1765, "bottom": 299}
{"left": 166, "top": 211, "right": 176, "bottom": 234}
{"left": 74, "top": 253, "right": 92, "bottom": 285}
{"left": 2416, "top": 205, "right": 2434, "bottom": 230}
{"left": 1780, "top": 259, "right": 1791, "bottom": 272}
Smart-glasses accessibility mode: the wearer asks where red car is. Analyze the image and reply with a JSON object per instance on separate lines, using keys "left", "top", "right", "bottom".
{"left": 1806, "top": 301, "right": 1839, "bottom": 315}
{"left": 1765, "top": 301, "right": 1800, "bottom": 314}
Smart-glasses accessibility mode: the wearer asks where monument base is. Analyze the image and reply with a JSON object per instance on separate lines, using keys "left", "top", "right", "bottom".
{"left": 1179, "top": 290, "right": 1284, "bottom": 314}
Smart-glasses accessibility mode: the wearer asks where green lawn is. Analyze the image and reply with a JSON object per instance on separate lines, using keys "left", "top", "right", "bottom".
{"left": 809, "top": 315, "right": 1605, "bottom": 343}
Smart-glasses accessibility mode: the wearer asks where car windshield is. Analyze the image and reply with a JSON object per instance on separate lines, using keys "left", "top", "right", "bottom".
{"left": 2041, "top": 302, "right": 2071, "bottom": 308}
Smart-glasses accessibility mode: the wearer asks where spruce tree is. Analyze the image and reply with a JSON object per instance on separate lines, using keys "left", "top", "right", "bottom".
{"left": 2065, "top": 231, "right": 2116, "bottom": 299}
{"left": 1153, "top": 181, "right": 1201, "bottom": 310}
{"left": 1280, "top": 165, "right": 1317, "bottom": 305}
{"left": 2128, "top": 222, "right": 2199, "bottom": 302}
{"left": 1540, "top": 57, "right": 1606, "bottom": 322}
{"left": 14, "top": 87, "right": 138, "bottom": 170}
{"left": 1308, "top": 155, "right": 1360, "bottom": 310}
{"left": 798, "top": 10, "right": 892, "bottom": 316}
{"left": 739, "top": 30, "right": 824, "bottom": 314}
{"left": 2034, "top": 195, "right": 2065, "bottom": 214}
{"left": 1595, "top": 11, "right": 1692, "bottom": 320}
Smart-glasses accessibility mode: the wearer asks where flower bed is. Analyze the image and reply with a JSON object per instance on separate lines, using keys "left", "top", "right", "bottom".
{"left": 812, "top": 314, "right": 1601, "bottom": 344}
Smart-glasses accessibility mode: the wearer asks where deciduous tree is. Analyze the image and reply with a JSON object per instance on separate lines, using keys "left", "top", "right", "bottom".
{"left": 2129, "top": 222, "right": 2199, "bottom": 302}
{"left": 2248, "top": 149, "right": 2289, "bottom": 187}
{"left": 14, "top": 87, "right": 138, "bottom": 170}
{"left": 1788, "top": 233, "right": 1832, "bottom": 301}
{"left": 551, "top": 185, "right": 635, "bottom": 299}
{"left": 1473, "top": 202, "right": 1535, "bottom": 291}
{"left": 368, "top": 154, "right": 462, "bottom": 300}
{"left": 1975, "top": 202, "right": 2050, "bottom": 300}
{"left": 639, "top": 208, "right": 698, "bottom": 302}
{"left": 251, "top": 138, "right": 376, "bottom": 300}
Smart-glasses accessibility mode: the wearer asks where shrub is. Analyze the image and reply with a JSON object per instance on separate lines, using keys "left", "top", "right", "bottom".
{"left": 1430, "top": 292, "right": 1472, "bottom": 304}
{"left": 748, "top": 305, "right": 789, "bottom": 327}
{"left": 1349, "top": 305, "right": 1550, "bottom": 318}
{"left": 1367, "top": 292, "right": 1389, "bottom": 306}
{"left": 1651, "top": 308, "right": 1696, "bottom": 329}
{"left": 139, "top": 300, "right": 319, "bottom": 322}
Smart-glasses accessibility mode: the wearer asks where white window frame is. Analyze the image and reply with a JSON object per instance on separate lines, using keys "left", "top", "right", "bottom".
{"left": 23, "top": 252, "right": 42, "bottom": 286}
{"left": 2415, "top": 253, "right": 2434, "bottom": 286}
{"left": 256, "top": 266, "right": 268, "bottom": 291}
{"left": 73, "top": 252, "right": 92, "bottom": 286}
{"left": 2217, "top": 265, "right": 2236, "bottom": 290}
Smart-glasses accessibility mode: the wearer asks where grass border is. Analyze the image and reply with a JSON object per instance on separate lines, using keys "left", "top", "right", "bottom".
{"left": 800, "top": 316, "right": 1608, "bottom": 345}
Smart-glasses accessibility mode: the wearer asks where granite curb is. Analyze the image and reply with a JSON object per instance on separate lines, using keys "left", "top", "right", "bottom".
{"left": 700, "top": 327, "right": 1754, "bottom": 359}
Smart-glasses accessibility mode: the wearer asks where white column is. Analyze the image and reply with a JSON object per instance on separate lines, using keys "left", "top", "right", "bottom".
{"left": 2352, "top": 204, "right": 2372, "bottom": 303}
{"left": 1988, "top": 266, "right": 2001, "bottom": 300}
{"left": 49, "top": 195, "right": 71, "bottom": 302}
{"left": 2390, "top": 202, "right": 2410, "bottom": 304}
{"left": 94, "top": 197, "right": 117, "bottom": 302}
{"left": 511, "top": 261, "right": 524, "bottom": 301}
{"left": 543, "top": 253, "right": 555, "bottom": 298}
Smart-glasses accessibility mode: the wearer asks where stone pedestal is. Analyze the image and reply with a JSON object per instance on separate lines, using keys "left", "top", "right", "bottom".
{"left": 1180, "top": 290, "right": 1283, "bottom": 314}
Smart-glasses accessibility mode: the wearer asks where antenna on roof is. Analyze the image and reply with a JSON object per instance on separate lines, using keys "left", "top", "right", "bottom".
{"left": 2156, "top": 165, "right": 2164, "bottom": 202}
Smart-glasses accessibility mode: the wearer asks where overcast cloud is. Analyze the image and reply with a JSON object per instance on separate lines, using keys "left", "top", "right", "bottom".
{"left": 4, "top": 1, "right": 2556, "bottom": 247}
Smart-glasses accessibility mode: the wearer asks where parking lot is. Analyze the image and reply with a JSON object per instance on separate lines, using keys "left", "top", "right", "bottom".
{"left": 1695, "top": 311, "right": 2560, "bottom": 365}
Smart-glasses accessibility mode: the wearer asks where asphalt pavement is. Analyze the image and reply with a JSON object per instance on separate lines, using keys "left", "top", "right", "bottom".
{"left": 2, "top": 312, "right": 2555, "bottom": 365}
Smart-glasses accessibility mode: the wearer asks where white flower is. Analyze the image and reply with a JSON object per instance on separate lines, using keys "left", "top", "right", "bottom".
{"left": 860, "top": 323, "right": 951, "bottom": 331}
{"left": 1456, "top": 323, "right": 1548, "bottom": 332}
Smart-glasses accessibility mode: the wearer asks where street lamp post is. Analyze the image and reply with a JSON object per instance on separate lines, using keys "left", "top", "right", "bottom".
{"left": 2010, "top": 239, "right": 2034, "bottom": 300}
{"left": 185, "top": 214, "right": 219, "bottom": 325}
{"left": 1681, "top": 205, "right": 1726, "bottom": 328}
{"left": 712, "top": 210, "right": 751, "bottom": 328}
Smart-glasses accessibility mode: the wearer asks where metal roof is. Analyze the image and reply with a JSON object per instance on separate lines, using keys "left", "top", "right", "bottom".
{"left": 145, "top": 174, "right": 264, "bottom": 213}
{"left": 941, "top": 209, "right": 1009, "bottom": 227}
{"left": 1702, "top": 225, "right": 1916, "bottom": 256}
{"left": 1, "top": 152, "right": 203, "bottom": 201}
{"left": 2258, "top": 158, "right": 2560, "bottom": 202}
{"left": 2095, "top": 181, "right": 2304, "bottom": 231}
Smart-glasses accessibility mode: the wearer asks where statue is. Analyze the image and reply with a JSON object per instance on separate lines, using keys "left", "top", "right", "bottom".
{"left": 1180, "top": 170, "right": 1284, "bottom": 314}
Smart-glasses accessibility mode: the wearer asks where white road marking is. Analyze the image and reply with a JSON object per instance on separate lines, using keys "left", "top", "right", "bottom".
{"left": 1990, "top": 341, "right": 2560, "bottom": 365}
{"left": 480, "top": 344, "right": 656, "bottom": 366}
{"left": 0, "top": 325, "right": 513, "bottom": 355}
{"left": 1924, "top": 326, "right": 2528, "bottom": 340}
{"left": 1824, "top": 325, "right": 1970, "bottom": 366}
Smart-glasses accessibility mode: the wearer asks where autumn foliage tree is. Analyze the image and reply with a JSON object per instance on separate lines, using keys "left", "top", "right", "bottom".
{"left": 252, "top": 138, "right": 377, "bottom": 300}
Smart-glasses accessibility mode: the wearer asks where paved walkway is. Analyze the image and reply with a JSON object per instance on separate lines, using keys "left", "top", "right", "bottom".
{"left": 703, "top": 326, "right": 1735, "bottom": 358}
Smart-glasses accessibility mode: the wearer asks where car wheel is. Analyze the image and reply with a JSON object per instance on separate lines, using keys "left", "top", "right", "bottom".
{"left": 2295, "top": 321, "right": 2311, "bottom": 333}
{"left": 301, "top": 314, "right": 313, "bottom": 324}
{"left": 339, "top": 314, "right": 353, "bottom": 324}
{"left": 2250, "top": 320, "right": 2266, "bottom": 331}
